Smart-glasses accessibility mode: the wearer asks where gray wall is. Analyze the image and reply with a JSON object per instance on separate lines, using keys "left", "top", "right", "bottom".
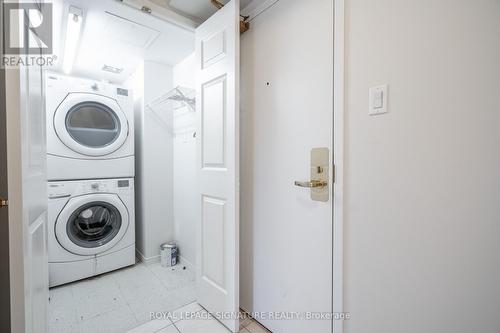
{"left": 344, "top": 0, "right": 500, "bottom": 332}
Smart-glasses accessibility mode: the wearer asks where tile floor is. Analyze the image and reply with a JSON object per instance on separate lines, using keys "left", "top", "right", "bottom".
{"left": 49, "top": 261, "right": 197, "bottom": 333}
{"left": 127, "top": 303, "right": 272, "bottom": 333}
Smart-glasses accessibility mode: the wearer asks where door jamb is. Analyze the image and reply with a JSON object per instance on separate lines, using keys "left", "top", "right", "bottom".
{"left": 333, "top": 0, "right": 345, "bottom": 332}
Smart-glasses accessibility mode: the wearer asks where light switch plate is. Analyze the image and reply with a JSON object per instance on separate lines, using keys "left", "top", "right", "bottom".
{"left": 369, "top": 84, "right": 388, "bottom": 115}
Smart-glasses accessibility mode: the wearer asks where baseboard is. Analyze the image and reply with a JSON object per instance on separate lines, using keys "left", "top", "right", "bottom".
{"left": 135, "top": 249, "right": 160, "bottom": 264}
{"left": 136, "top": 249, "right": 195, "bottom": 269}
{"left": 178, "top": 255, "right": 195, "bottom": 271}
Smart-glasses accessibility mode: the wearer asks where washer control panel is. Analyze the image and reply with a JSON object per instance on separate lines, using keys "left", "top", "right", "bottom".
{"left": 48, "top": 178, "right": 133, "bottom": 198}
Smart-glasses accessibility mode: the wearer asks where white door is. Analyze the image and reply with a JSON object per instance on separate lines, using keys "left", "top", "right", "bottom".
{"left": 240, "top": 0, "right": 333, "bottom": 332}
{"left": 195, "top": 0, "right": 240, "bottom": 332}
{"left": 4, "top": 3, "right": 49, "bottom": 333}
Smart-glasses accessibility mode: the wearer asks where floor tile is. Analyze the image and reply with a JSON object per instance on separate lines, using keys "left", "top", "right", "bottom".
{"left": 49, "top": 321, "right": 80, "bottom": 333}
{"left": 49, "top": 285, "right": 78, "bottom": 326}
{"left": 78, "top": 305, "right": 138, "bottom": 333}
{"left": 239, "top": 310, "right": 252, "bottom": 328}
{"left": 157, "top": 325, "right": 180, "bottom": 333}
{"left": 126, "top": 319, "right": 173, "bottom": 333}
{"left": 174, "top": 311, "right": 231, "bottom": 333}
{"left": 147, "top": 263, "right": 195, "bottom": 291}
{"left": 245, "top": 321, "right": 272, "bottom": 333}
{"left": 49, "top": 263, "right": 197, "bottom": 333}
{"left": 128, "top": 293, "right": 173, "bottom": 324}
{"left": 169, "top": 302, "right": 203, "bottom": 323}
{"left": 73, "top": 279, "right": 126, "bottom": 322}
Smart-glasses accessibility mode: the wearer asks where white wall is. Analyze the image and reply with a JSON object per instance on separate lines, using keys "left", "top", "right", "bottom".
{"left": 172, "top": 53, "right": 197, "bottom": 267}
{"left": 240, "top": 0, "right": 500, "bottom": 331}
{"left": 128, "top": 61, "right": 175, "bottom": 261}
{"left": 344, "top": 0, "right": 500, "bottom": 332}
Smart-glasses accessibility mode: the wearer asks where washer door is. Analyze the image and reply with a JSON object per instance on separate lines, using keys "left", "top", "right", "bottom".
{"left": 54, "top": 93, "right": 129, "bottom": 156}
{"left": 56, "top": 193, "right": 129, "bottom": 256}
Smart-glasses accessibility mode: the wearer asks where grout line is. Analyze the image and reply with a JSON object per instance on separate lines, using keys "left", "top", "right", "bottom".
{"left": 109, "top": 271, "right": 141, "bottom": 326}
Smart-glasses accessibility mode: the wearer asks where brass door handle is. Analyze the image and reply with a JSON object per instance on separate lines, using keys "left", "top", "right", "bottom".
{"left": 294, "top": 180, "right": 328, "bottom": 188}
{"left": 0, "top": 198, "right": 8, "bottom": 208}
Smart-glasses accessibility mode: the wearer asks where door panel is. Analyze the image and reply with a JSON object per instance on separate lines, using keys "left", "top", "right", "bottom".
{"left": 202, "top": 76, "right": 227, "bottom": 167}
{"left": 27, "top": 213, "right": 48, "bottom": 333}
{"left": 240, "top": 0, "right": 333, "bottom": 332}
{"left": 196, "top": 1, "right": 240, "bottom": 332}
{"left": 20, "top": 46, "right": 48, "bottom": 333}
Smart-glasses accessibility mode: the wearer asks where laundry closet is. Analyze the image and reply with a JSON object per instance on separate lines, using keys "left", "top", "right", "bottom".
{"left": 45, "top": 0, "right": 238, "bottom": 332}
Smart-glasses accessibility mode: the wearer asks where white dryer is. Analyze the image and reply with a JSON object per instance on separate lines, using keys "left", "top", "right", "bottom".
{"left": 46, "top": 73, "right": 134, "bottom": 180}
{"left": 48, "top": 178, "right": 135, "bottom": 287}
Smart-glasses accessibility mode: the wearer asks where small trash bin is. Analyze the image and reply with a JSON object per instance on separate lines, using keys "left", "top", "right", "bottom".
{"left": 160, "top": 242, "right": 178, "bottom": 267}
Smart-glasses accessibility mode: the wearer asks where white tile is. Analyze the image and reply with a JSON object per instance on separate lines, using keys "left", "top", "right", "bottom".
{"left": 174, "top": 311, "right": 231, "bottom": 333}
{"left": 147, "top": 263, "right": 196, "bottom": 291}
{"left": 245, "top": 321, "right": 272, "bottom": 333}
{"left": 126, "top": 319, "right": 173, "bottom": 333}
{"left": 49, "top": 321, "right": 80, "bottom": 333}
{"left": 127, "top": 285, "right": 196, "bottom": 323}
{"left": 169, "top": 302, "right": 203, "bottom": 323}
{"left": 114, "top": 263, "right": 157, "bottom": 281}
{"left": 49, "top": 286, "right": 78, "bottom": 326}
{"left": 73, "top": 279, "right": 126, "bottom": 321}
{"left": 157, "top": 325, "right": 180, "bottom": 333}
{"left": 239, "top": 311, "right": 252, "bottom": 328}
{"left": 71, "top": 273, "right": 117, "bottom": 296}
{"left": 118, "top": 278, "right": 167, "bottom": 305}
{"left": 128, "top": 289, "right": 178, "bottom": 324}
{"left": 78, "top": 305, "right": 138, "bottom": 333}
{"left": 49, "top": 263, "right": 198, "bottom": 333}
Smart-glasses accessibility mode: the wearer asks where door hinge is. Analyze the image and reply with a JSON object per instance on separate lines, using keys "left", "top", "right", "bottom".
{"left": 0, "top": 198, "right": 8, "bottom": 208}
{"left": 332, "top": 163, "right": 336, "bottom": 184}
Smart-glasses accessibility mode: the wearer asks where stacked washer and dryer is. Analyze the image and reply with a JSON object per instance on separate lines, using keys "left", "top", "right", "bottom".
{"left": 46, "top": 73, "right": 136, "bottom": 287}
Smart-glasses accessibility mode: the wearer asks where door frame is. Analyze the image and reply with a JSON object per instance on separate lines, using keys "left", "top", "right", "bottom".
{"left": 0, "top": 2, "right": 12, "bottom": 331}
{"left": 4, "top": 52, "right": 30, "bottom": 333}
{"left": 243, "top": 1, "right": 345, "bottom": 331}
{"left": 3, "top": 0, "right": 347, "bottom": 332}
{"left": 333, "top": 0, "right": 345, "bottom": 332}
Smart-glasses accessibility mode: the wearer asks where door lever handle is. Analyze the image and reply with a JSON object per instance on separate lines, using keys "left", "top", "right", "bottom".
{"left": 0, "top": 198, "right": 8, "bottom": 208}
{"left": 294, "top": 180, "right": 328, "bottom": 188}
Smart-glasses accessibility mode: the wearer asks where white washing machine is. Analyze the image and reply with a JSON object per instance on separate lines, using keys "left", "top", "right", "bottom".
{"left": 48, "top": 178, "right": 135, "bottom": 287}
{"left": 46, "top": 73, "right": 134, "bottom": 181}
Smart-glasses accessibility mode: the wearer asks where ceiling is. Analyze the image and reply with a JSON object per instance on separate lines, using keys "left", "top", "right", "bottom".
{"left": 53, "top": 0, "right": 196, "bottom": 83}
{"left": 52, "top": 0, "right": 256, "bottom": 83}
{"left": 166, "top": 0, "right": 253, "bottom": 21}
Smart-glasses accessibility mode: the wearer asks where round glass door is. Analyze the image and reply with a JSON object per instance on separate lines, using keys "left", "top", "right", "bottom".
{"left": 54, "top": 93, "right": 129, "bottom": 157}
{"left": 55, "top": 193, "right": 129, "bottom": 255}
{"left": 66, "top": 201, "right": 122, "bottom": 248}
{"left": 65, "top": 102, "right": 121, "bottom": 148}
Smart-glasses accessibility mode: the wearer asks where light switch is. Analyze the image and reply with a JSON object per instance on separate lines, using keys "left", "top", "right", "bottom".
{"left": 373, "top": 90, "right": 384, "bottom": 108}
{"left": 369, "top": 84, "right": 388, "bottom": 115}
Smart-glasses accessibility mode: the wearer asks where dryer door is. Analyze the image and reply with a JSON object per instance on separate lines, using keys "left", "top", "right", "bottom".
{"left": 55, "top": 193, "right": 129, "bottom": 256}
{"left": 54, "top": 93, "right": 129, "bottom": 156}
